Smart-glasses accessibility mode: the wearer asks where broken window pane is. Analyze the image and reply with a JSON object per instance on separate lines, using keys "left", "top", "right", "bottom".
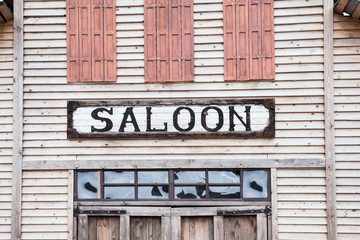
{"left": 77, "top": 171, "right": 98, "bottom": 199}
{"left": 104, "top": 171, "right": 134, "bottom": 184}
{"left": 175, "top": 186, "right": 206, "bottom": 199}
{"left": 243, "top": 170, "right": 268, "bottom": 199}
{"left": 138, "top": 171, "right": 168, "bottom": 184}
{"left": 174, "top": 171, "right": 205, "bottom": 184}
{"left": 209, "top": 186, "right": 240, "bottom": 199}
{"left": 104, "top": 187, "right": 134, "bottom": 199}
{"left": 208, "top": 171, "right": 240, "bottom": 184}
{"left": 138, "top": 186, "right": 169, "bottom": 199}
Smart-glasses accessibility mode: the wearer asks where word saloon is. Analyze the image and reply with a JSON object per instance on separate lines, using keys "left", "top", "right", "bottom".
{"left": 67, "top": 99, "right": 275, "bottom": 139}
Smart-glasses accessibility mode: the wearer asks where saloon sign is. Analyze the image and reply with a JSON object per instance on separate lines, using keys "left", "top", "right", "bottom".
{"left": 67, "top": 99, "right": 275, "bottom": 138}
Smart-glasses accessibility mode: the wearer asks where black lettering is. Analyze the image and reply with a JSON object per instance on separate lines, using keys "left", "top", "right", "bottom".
{"left": 173, "top": 107, "right": 195, "bottom": 132}
{"left": 119, "top": 107, "right": 140, "bottom": 132}
{"left": 91, "top": 107, "right": 113, "bottom": 132}
{"left": 201, "top": 106, "right": 224, "bottom": 132}
{"left": 229, "top": 106, "right": 251, "bottom": 131}
{"left": 146, "top": 107, "right": 168, "bottom": 132}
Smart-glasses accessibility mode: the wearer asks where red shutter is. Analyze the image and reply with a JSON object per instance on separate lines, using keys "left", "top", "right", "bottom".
{"left": 91, "top": 0, "right": 104, "bottom": 81}
{"left": 67, "top": 0, "right": 80, "bottom": 82}
{"left": 223, "top": 0, "right": 237, "bottom": 81}
{"left": 169, "top": 0, "right": 182, "bottom": 81}
{"left": 236, "top": 0, "right": 249, "bottom": 80}
{"left": 103, "top": 0, "right": 117, "bottom": 82}
{"left": 144, "top": 0, "right": 157, "bottom": 82}
{"left": 78, "top": 0, "right": 92, "bottom": 82}
{"left": 261, "top": 0, "right": 275, "bottom": 79}
{"left": 181, "top": 0, "right": 194, "bottom": 81}
{"left": 249, "top": 0, "right": 262, "bottom": 80}
{"left": 157, "top": 0, "right": 170, "bottom": 82}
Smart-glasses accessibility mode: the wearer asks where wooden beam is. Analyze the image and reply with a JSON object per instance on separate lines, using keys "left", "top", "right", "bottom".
{"left": 270, "top": 168, "right": 278, "bottom": 240}
{"left": 67, "top": 170, "right": 74, "bottom": 240}
{"left": 324, "top": 1, "right": 337, "bottom": 239}
{"left": 11, "top": 0, "right": 23, "bottom": 239}
{"left": 22, "top": 158, "right": 325, "bottom": 170}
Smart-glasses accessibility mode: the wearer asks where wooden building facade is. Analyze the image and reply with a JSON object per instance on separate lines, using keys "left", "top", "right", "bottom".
{"left": 0, "top": 0, "right": 360, "bottom": 239}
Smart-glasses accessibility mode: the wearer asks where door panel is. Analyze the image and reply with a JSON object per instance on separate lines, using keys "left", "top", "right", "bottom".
{"left": 181, "top": 216, "right": 214, "bottom": 240}
{"left": 224, "top": 216, "right": 257, "bottom": 240}
{"left": 130, "top": 217, "right": 161, "bottom": 240}
{"left": 88, "top": 216, "right": 120, "bottom": 240}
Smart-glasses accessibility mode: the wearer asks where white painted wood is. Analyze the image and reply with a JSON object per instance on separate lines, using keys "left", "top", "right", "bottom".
{"left": 271, "top": 169, "right": 278, "bottom": 240}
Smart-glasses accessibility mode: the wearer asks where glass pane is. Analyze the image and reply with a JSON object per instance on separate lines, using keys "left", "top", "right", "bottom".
{"left": 174, "top": 186, "right": 206, "bottom": 199}
{"left": 208, "top": 171, "right": 240, "bottom": 184}
{"left": 138, "top": 186, "right": 169, "bottom": 199}
{"left": 138, "top": 171, "right": 168, "bottom": 184}
{"left": 104, "top": 187, "right": 135, "bottom": 199}
{"left": 174, "top": 171, "right": 205, "bottom": 184}
{"left": 209, "top": 186, "right": 240, "bottom": 199}
{"left": 104, "top": 171, "right": 134, "bottom": 184}
{"left": 77, "top": 171, "right": 98, "bottom": 199}
{"left": 243, "top": 170, "right": 268, "bottom": 199}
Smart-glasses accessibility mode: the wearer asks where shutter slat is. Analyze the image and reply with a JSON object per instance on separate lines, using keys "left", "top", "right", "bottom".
{"left": 181, "top": 0, "right": 194, "bottom": 81}
{"left": 144, "top": 0, "right": 157, "bottom": 82}
{"left": 249, "top": 0, "right": 262, "bottom": 80}
{"left": 157, "top": 0, "right": 170, "bottom": 82}
{"left": 236, "top": 0, "right": 250, "bottom": 80}
{"left": 91, "top": 0, "right": 104, "bottom": 81}
{"left": 261, "top": 0, "right": 275, "bottom": 79}
{"left": 169, "top": 0, "right": 182, "bottom": 81}
{"left": 103, "top": 0, "right": 117, "bottom": 82}
{"left": 79, "top": 0, "right": 92, "bottom": 82}
{"left": 223, "top": 0, "right": 237, "bottom": 81}
{"left": 67, "top": 0, "right": 80, "bottom": 82}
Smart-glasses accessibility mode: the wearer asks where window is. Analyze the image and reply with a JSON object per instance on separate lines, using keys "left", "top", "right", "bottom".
{"left": 75, "top": 169, "right": 270, "bottom": 201}
{"left": 66, "top": 0, "right": 117, "bottom": 82}
{"left": 144, "top": 0, "right": 194, "bottom": 82}
{"left": 223, "top": 0, "right": 275, "bottom": 81}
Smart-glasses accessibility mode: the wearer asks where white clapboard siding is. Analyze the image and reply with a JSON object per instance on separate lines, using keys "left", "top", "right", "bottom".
{"left": 334, "top": 14, "right": 360, "bottom": 240}
{"left": 21, "top": 171, "right": 69, "bottom": 240}
{"left": 276, "top": 169, "right": 327, "bottom": 240}
{"left": 0, "top": 20, "right": 13, "bottom": 240}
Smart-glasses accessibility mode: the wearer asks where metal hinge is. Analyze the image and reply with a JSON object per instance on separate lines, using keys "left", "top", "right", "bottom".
{"left": 74, "top": 206, "right": 127, "bottom": 216}
{"left": 217, "top": 206, "right": 271, "bottom": 217}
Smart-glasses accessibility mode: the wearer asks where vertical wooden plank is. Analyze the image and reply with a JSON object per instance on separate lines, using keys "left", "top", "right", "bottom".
{"left": 88, "top": 217, "right": 97, "bottom": 240}
{"left": 120, "top": 215, "right": 130, "bottom": 240}
{"left": 236, "top": 0, "right": 250, "bottom": 80}
{"left": 213, "top": 216, "right": 224, "bottom": 240}
{"left": 223, "top": 0, "right": 237, "bottom": 81}
{"left": 169, "top": 0, "right": 182, "bottom": 81}
{"left": 171, "top": 216, "right": 181, "bottom": 240}
{"left": 103, "top": 0, "right": 117, "bottom": 82}
{"left": 261, "top": 0, "right": 274, "bottom": 80}
{"left": 224, "top": 216, "right": 256, "bottom": 240}
{"left": 78, "top": 214, "right": 89, "bottom": 240}
{"left": 157, "top": 0, "right": 170, "bottom": 82}
{"left": 182, "top": 217, "right": 213, "bottom": 240}
{"left": 68, "top": 170, "right": 74, "bottom": 240}
{"left": 97, "top": 217, "right": 108, "bottom": 240}
{"left": 130, "top": 217, "right": 161, "bottom": 240}
{"left": 181, "top": 0, "right": 194, "bottom": 81}
{"left": 67, "top": 0, "right": 80, "bottom": 82}
{"left": 11, "top": 0, "right": 23, "bottom": 239}
{"left": 144, "top": 0, "right": 157, "bottom": 82}
{"left": 271, "top": 168, "right": 278, "bottom": 240}
{"left": 73, "top": 216, "right": 78, "bottom": 240}
{"left": 249, "top": 0, "right": 262, "bottom": 80}
{"left": 257, "top": 214, "right": 267, "bottom": 240}
{"left": 109, "top": 217, "right": 120, "bottom": 240}
{"left": 162, "top": 216, "right": 171, "bottom": 240}
{"left": 79, "top": 0, "right": 92, "bottom": 82}
{"left": 324, "top": 0, "right": 337, "bottom": 239}
{"left": 91, "top": 0, "right": 104, "bottom": 81}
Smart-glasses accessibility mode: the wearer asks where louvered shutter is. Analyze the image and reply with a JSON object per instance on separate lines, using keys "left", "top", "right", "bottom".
{"left": 91, "top": 0, "right": 104, "bottom": 81}
{"left": 67, "top": 0, "right": 80, "bottom": 82}
{"left": 181, "top": 0, "right": 194, "bottom": 81}
{"left": 249, "top": 0, "right": 262, "bottom": 80}
{"left": 157, "top": 0, "right": 170, "bottom": 82}
{"left": 223, "top": 0, "right": 237, "bottom": 81}
{"left": 144, "top": 0, "right": 157, "bottom": 82}
{"left": 169, "top": 0, "right": 182, "bottom": 81}
{"left": 261, "top": 0, "right": 275, "bottom": 79}
{"left": 236, "top": 0, "right": 249, "bottom": 80}
{"left": 103, "top": 0, "right": 117, "bottom": 81}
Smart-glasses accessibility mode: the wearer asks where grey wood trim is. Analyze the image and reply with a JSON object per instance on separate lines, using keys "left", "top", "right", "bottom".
{"left": 257, "top": 214, "right": 267, "bottom": 240}
{"left": 213, "top": 216, "right": 224, "bottom": 240}
{"left": 270, "top": 168, "right": 278, "bottom": 240}
{"left": 119, "top": 215, "right": 130, "bottom": 240}
{"left": 78, "top": 214, "right": 88, "bottom": 240}
{"left": 324, "top": 1, "right": 337, "bottom": 240}
{"left": 74, "top": 201, "right": 270, "bottom": 207}
{"left": 22, "top": 158, "right": 325, "bottom": 170}
{"left": 171, "top": 216, "right": 181, "bottom": 240}
{"left": 11, "top": 0, "right": 23, "bottom": 239}
{"left": 161, "top": 216, "right": 171, "bottom": 240}
{"left": 68, "top": 171, "right": 74, "bottom": 240}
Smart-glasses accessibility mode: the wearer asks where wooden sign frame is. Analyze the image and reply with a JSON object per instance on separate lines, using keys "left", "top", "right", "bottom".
{"left": 67, "top": 99, "right": 275, "bottom": 139}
